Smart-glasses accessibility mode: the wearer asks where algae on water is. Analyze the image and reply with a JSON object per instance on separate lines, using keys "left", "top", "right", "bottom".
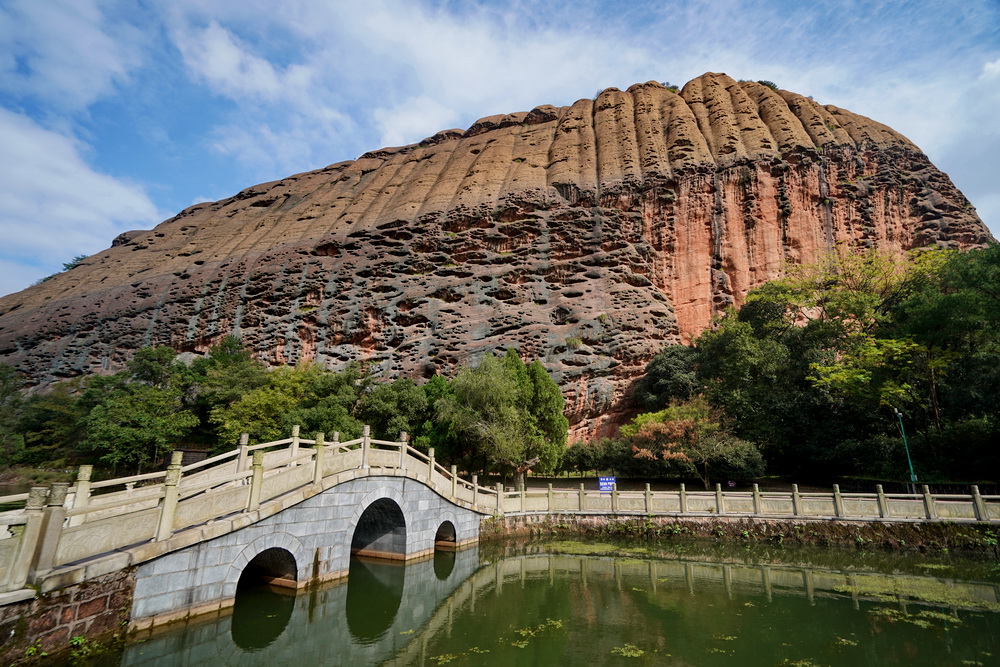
{"left": 834, "top": 573, "right": 1000, "bottom": 611}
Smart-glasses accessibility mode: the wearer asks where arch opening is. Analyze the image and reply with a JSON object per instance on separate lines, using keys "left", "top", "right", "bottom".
{"left": 351, "top": 498, "right": 407, "bottom": 560}
{"left": 232, "top": 547, "right": 297, "bottom": 650}
{"left": 434, "top": 521, "right": 457, "bottom": 550}
{"left": 237, "top": 547, "right": 298, "bottom": 590}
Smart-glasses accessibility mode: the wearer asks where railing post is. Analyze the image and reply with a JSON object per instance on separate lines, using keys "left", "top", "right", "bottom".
{"left": 398, "top": 432, "right": 408, "bottom": 470}
{"left": 247, "top": 451, "right": 264, "bottom": 512}
{"left": 579, "top": 483, "right": 585, "bottom": 512}
{"left": 972, "top": 485, "right": 988, "bottom": 521}
{"left": 679, "top": 483, "right": 687, "bottom": 514}
{"left": 611, "top": 483, "right": 618, "bottom": 513}
{"left": 922, "top": 485, "right": 937, "bottom": 520}
{"left": 428, "top": 448, "right": 435, "bottom": 479}
{"left": 155, "top": 451, "right": 184, "bottom": 541}
{"left": 31, "top": 483, "right": 69, "bottom": 578}
{"left": 791, "top": 484, "right": 801, "bottom": 516}
{"left": 876, "top": 484, "right": 889, "bottom": 518}
{"left": 361, "top": 425, "right": 371, "bottom": 469}
{"left": 10, "top": 487, "right": 48, "bottom": 590}
{"left": 752, "top": 483, "right": 762, "bottom": 515}
{"left": 832, "top": 484, "right": 844, "bottom": 517}
{"left": 496, "top": 482, "right": 504, "bottom": 516}
{"left": 451, "top": 465, "right": 458, "bottom": 498}
{"left": 548, "top": 483, "right": 553, "bottom": 512}
{"left": 313, "top": 432, "right": 326, "bottom": 486}
{"left": 237, "top": 433, "right": 250, "bottom": 473}
{"left": 715, "top": 484, "right": 725, "bottom": 515}
{"left": 68, "top": 465, "right": 93, "bottom": 527}
{"left": 520, "top": 486, "right": 526, "bottom": 512}
{"left": 472, "top": 474, "right": 478, "bottom": 509}
{"left": 290, "top": 424, "right": 300, "bottom": 464}
{"left": 645, "top": 483, "right": 651, "bottom": 513}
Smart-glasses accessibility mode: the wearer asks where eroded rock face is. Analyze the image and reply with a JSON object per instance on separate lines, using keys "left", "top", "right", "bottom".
{"left": 0, "top": 73, "right": 990, "bottom": 439}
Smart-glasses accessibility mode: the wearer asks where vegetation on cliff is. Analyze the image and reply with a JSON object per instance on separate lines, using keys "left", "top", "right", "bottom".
{"left": 2, "top": 244, "right": 997, "bottom": 486}
{"left": 563, "top": 244, "right": 1000, "bottom": 485}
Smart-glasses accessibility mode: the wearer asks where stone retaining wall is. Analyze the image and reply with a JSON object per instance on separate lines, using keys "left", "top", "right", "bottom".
{"left": 481, "top": 513, "right": 1000, "bottom": 554}
{"left": 0, "top": 569, "right": 133, "bottom": 665}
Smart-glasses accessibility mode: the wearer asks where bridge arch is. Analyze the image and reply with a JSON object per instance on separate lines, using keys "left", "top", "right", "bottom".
{"left": 223, "top": 532, "right": 307, "bottom": 600}
{"left": 237, "top": 547, "right": 298, "bottom": 589}
{"left": 130, "top": 475, "right": 483, "bottom": 625}
{"left": 351, "top": 495, "right": 407, "bottom": 560}
{"left": 434, "top": 520, "right": 457, "bottom": 548}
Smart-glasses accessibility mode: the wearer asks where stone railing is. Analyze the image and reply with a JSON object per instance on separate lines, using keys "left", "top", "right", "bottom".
{"left": 0, "top": 426, "right": 498, "bottom": 597}
{"left": 2, "top": 426, "right": 999, "bottom": 599}
{"left": 496, "top": 481, "right": 1000, "bottom": 523}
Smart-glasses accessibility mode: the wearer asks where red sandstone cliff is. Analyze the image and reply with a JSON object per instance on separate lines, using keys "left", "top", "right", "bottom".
{"left": 0, "top": 73, "right": 991, "bottom": 438}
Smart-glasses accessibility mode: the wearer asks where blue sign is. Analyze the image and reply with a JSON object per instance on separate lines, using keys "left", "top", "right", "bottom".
{"left": 598, "top": 476, "right": 616, "bottom": 492}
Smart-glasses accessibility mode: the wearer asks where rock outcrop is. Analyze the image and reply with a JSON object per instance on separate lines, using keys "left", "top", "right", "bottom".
{"left": 0, "top": 73, "right": 991, "bottom": 438}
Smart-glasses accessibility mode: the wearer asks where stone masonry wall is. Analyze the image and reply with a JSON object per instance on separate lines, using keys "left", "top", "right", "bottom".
{"left": 481, "top": 513, "right": 1000, "bottom": 555}
{"left": 0, "top": 569, "right": 134, "bottom": 665}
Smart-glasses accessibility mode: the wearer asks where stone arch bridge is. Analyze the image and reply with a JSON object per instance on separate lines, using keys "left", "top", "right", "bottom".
{"left": 1, "top": 426, "right": 998, "bottom": 633}
{"left": 1, "top": 428, "right": 490, "bottom": 626}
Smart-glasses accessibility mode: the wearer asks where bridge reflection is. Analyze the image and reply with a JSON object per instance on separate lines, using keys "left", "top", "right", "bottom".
{"left": 122, "top": 547, "right": 1000, "bottom": 665}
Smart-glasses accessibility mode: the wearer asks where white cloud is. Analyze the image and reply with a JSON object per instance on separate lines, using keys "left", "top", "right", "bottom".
{"left": 374, "top": 96, "right": 460, "bottom": 149}
{"left": 0, "top": 0, "right": 143, "bottom": 110}
{"left": 172, "top": 21, "right": 289, "bottom": 101}
{"left": 0, "top": 109, "right": 161, "bottom": 295}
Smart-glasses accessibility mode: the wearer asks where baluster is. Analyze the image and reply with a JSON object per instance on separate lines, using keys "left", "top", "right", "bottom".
{"left": 313, "top": 433, "right": 325, "bottom": 486}
{"left": 68, "top": 465, "right": 93, "bottom": 527}
{"left": 155, "top": 451, "right": 184, "bottom": 541}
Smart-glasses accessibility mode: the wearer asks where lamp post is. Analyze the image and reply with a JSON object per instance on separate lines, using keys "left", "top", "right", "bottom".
{"left": 894, "top": 408, "right": 918, "bottom": 494}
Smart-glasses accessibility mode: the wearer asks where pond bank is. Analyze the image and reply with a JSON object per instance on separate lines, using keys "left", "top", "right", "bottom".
{"left": 481, "top": 513, "right": 1000, "bottom": 557}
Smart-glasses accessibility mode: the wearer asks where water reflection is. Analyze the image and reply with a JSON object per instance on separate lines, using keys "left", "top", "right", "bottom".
{"left": 433, "top": 548, "right": 455, "bottom": 580}
{"left": 120, "top": 543, "right": 1000, "bottom": 667}
{"left": 230, "top": 585, "right": 295, "bottom": 651}
{"left": 345, "top": 557, "right": 405, "bottom": 644}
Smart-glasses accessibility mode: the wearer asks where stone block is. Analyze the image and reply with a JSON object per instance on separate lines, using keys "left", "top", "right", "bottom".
{"left": 39, "top": 625, "right": 70, "bottom": 648}
{"left": 76, "top": 594, "right": 108, "bottom": 619}
{"left": 191, "top": 581, "right": 223, "bottom": 603}
{"left": 83, "top": 552, "right": 133, "bottom": 581}
{"left": 146, "top": 551, "right": 192, "bottom": 576}
{"left": 60, "top": 606, "right": 76, "bottom": 624}
{"left": 84, "top": 609, "right": 120, "bottom": 635}
{"left": 39, "top": 567, "right": 85, "bottom": 594}
{"left": 128, "top": 540, "right": 170, "bottom": 565}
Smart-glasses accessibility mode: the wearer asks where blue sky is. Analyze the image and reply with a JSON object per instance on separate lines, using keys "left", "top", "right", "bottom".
{"left": 1, "top": 0, "right": 998, "bottom": 297}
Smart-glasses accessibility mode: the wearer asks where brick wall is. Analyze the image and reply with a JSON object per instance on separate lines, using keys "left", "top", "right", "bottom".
{"left": 0, "top": 569, "right": 134, "bottom": 664}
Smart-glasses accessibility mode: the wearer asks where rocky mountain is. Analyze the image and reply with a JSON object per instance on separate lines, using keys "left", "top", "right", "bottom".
{"left": 0, "top": 73, "right": 991, "bottom": 438}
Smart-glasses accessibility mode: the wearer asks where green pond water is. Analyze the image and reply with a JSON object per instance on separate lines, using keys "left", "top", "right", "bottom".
{"left": 114, "top": 540, "right": 1000, "bottom": 666}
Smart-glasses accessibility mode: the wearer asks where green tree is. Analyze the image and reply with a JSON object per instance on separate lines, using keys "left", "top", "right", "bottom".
{"left": 633, "top": 345, "right": 698, "bottom": 410}
{"left": 413, "top": 374, "right": 459, "bottom": 455}
{"left": 284, "top": 364, "right": 364, "bottom": 442}
{"left": 621, "top": 398, "right": 764, "bottom": 489}
{"left": 128, "top": 346, "right": 183, "bottom": 388}
{"left": 0, "top": 364, "right": 24, "bottom": 463}
{"left": 84, "top": 383, "right": 197, "bottom": 472}
{"left": 17, "top": 380, "right": 89, "bottom": 465}
{"left": 357, "top": 378, "right": 428, "bottom": 441}
{"left": 437, "top": 350, "right": 567, "bottom": 483}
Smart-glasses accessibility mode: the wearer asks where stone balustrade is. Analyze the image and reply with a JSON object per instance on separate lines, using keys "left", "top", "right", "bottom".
{"left": 2, "top": 426, "right": 999, "bottom": 601}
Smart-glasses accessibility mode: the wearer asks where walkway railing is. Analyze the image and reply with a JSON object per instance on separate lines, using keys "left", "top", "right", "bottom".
{"left": 2, "top": 425, "right": 999, "bottom": 597}
{"left": 496, "top": 481, "right": 1000, "bottom": 523}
